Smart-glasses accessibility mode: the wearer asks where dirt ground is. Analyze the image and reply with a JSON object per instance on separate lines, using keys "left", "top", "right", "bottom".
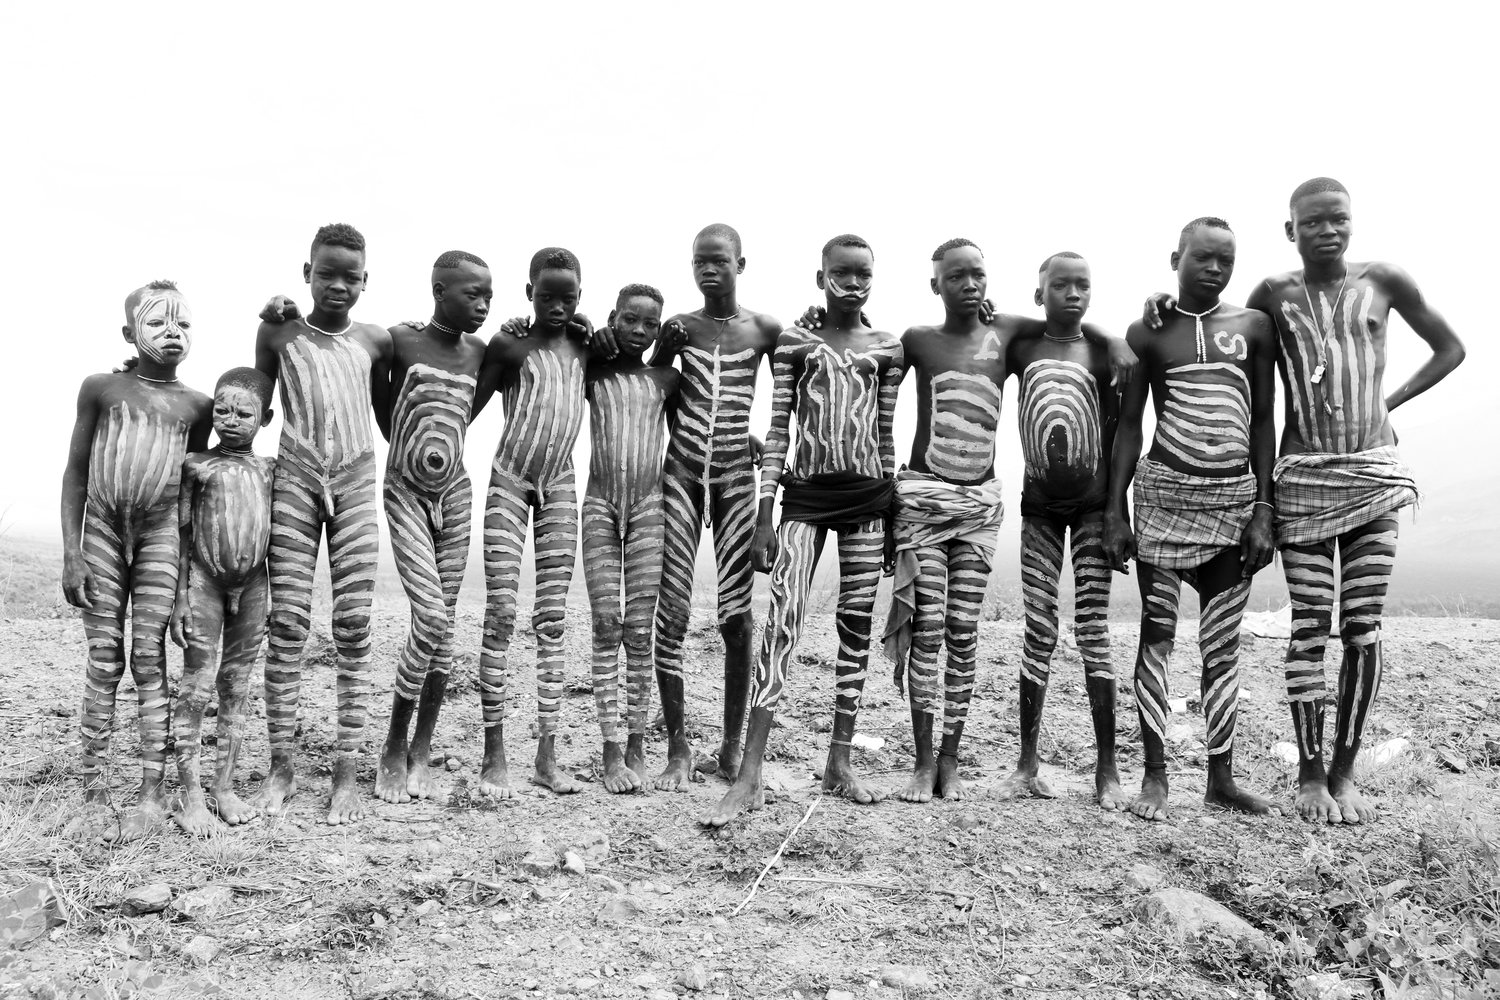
{"left": 1, "top": 554, "right": 1497, "bottom": 999}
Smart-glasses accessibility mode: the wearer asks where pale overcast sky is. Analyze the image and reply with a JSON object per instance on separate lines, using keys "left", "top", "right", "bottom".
{"left": 3, "top": 2, "right": 1495, "bottom": 597}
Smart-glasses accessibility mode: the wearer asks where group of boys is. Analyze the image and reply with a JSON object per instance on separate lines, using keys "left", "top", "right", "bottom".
{"left": 60, "top": 176, "right": 1463, "bottom": 842}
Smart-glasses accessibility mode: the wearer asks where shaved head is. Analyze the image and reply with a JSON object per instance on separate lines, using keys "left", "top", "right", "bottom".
{"left": 124, "top": 279, "right": 180, "bottom": 325}
{"left": 1178, "top": 216, "right": 1233, "bottom": 253}
{"left": 1289, "top": 176, "right": 1349, "bottom": 210}
{"left": 695, "top": 223, "right": 742, "bottom": 256}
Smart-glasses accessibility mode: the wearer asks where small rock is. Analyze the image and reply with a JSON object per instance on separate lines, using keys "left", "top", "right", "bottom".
{"left": 519, "top": 848, "right": 557, "bottom": 877}
{"left": 572, "top": 978, "right": 600, "bottom": 991}
{"left": 562, "top": 851, "right": 587, "bottom": 876}
{"left": 645, "top": 991, "right": 676, "bottom": 1000}
{"left": 1291, "top": 971, "right": 1364, "bottom": 1000}
{"left": 121, "top": 884, "right": 172, "bottom": 917}
{"left": 1167, "top": 696, "right": 1189, "bottom": 714}
{"left": 598, "top": 897, "right": 642, "bottom": 922}
{"left": 678, "top": 962, "right": 711, "bottom": 990}
{"left": 1361, "top": 737, "right": 1411, "bottom": 768}
{"left": 850, "top": 733, "right": 884, "bottom": 751}
{"left": 647, "top": 834, "right": 669, "bottom": 852}
{"left": 631, "top": 972, "right": 660, "bottom": 988}
{"left": 878, "top": 965, "right": 935, "bottom": 991}
{"left": 826, "top": 991, "right": 855, "bottom": 1000}
{"left": 954, "top": 812, "right": 983, "bottom": 832}
{"left": 1271, "top": 742, "right": 1300, "bottom": 766}
{"left": 590, "top": 874, "right": 625, "bottom": 893}
{"left": 169, "top": 884, "right": 234, "bottom": 922}
{"left": 1165, "top": 723, "right": 1195, "bottom": 744}
{"left": 568, "top": 829, "right": 610, "bottom": 865}
{"left": 432, "top": 933, "right": 459, "bottom": 947}
{"left": 0, "top": 882, "right": 65, "bottom": 947}
{"left": 1135, "top": 887, "right": 1268, "bottom": 951}
{"left": 1124, "top": 864, "right": 1165, "bottom": 891}
{"left": 445, "top": 757, "right": 461, "bottom": 772}
{"left": 181, "top": 935, "right": 221, "bottom": 966}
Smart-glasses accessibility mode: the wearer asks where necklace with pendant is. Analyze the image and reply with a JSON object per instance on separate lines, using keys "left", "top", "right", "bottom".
{"left": 1176, "top": 301, "right": 1222, "bottom": 363}
{"left": 1302, "top": 270, "right": 1349, "bottom": 387}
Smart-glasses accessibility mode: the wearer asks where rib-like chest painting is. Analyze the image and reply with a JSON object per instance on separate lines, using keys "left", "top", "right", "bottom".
{"left": 1019, "top": 359, "right": 1101, "bottom": 483}
{"left": 925, "top": 370, "right": 1001, "bottom": 483}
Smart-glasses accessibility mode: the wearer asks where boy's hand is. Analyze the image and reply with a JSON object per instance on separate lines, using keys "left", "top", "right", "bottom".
{"left": 1143, "top": 293, "right": 1175, "bottom": 331}
{"left": 1106, "top": 338, "right": 1140, "bottom": 388}
{"left": 1240, "top": 506, "right": 1276, "bottom": 579}
{"left": 259, "top": 295, "right": 301, "bottom": 324}
{"left": 61, "top": 552, "right": 96, "bottom": 609}
{"left": 397, "top": 319, "right": 428, "bottom": 332}
{"left": 112, "top": 357, "right": 139, "bottom": 374}
{"left": 581, "top": 316, "right": 620, "bottom": 359}
{"left": 751, "top": 521, "right": 778, "bottom": 574}
{"left": 797, "top": 304, "right": 827, "bottom": 330}
{"left": 169, "top": 595, "right": 193, "bottom": 649}
{"left": 500, "top": 316, "right": 531, "bottom": 338}
{"left": 747, "top": 435, "right": 764, "bottom": 468}
{"left": 978, "top": 299, "right": 998, "bottom": 324}
{"left": 658, "top": 318, "right": 688, "bottom": 354}
{"left": 1102, "top": 511, "right": 1136, "bottom": 574}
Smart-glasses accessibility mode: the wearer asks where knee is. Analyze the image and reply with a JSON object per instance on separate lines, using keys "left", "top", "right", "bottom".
{"left": 532, "top": 608, "right": 565, "bottom": 641}
{"left": 623, "top": 623, "right": 653, "bottom": 655}
{"left": 656, "top": 603, "right": 690, "bottom": 642}
{"left": 1339, "top": 619, "right": 1380, "bottom": 648}
{"left": 718, "top": 612, "right": 752, "bottom": 645}
{"left": 412, "top": 605, "right": 448, "bottom": 642}
{"left": 592, "top": 611, "right": 624, "bottom": 647}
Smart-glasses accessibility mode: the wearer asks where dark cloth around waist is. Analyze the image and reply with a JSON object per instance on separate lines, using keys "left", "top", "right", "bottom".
{"left": 1019, "top": 491, "right": 1107, "bottom": 523}
{"left": 780, "top": 471, "right": 896, "bottom": 565}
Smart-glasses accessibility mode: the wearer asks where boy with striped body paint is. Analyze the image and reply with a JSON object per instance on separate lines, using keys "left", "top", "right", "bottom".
{"left": 1147, "top": 179, "right": 1464, "bottom": 823}
{"left": 472, "top": 247, "right": 593, "bottom": 798}
{"left": 996, "top": 252, "right": 1125, "bottom": 808}
{"left": 253, "top": 223, "right": 394, "bottom": 825}
{"left": 705, "top": 235, "right": 902, "bottom": 827}
{"left": 373, "top": 251, "right": 491, "bottom": 804}
{"left": 1106, "top": 218, "right": 1279, "bottom": 822}
{"left": 169, "top": 367, "right": 277, "bottom": 835}
{"left": 61, "top": 280, "right": 213, "bottom": 842}
{"left": 581, "top": 285, "right": 680, "bottom": 793}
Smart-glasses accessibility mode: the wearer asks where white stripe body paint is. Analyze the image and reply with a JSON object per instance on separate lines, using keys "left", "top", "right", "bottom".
{"left": 925, "top": 370, "right": 1001, "bottom": 482}
{"left": 1154, "top": 362, "right": 1251, "bottom": 471}
{"left": 275, "top": 326, "right": 375, "bottom": 471}
{"left": 1277, "top": 283, "right": 1389, "bottom": 454}
{"left": 1018, "top": 359, "right": 1101, "bottom": 483}
{"left": 387, "top": 363, "right": 476, "bottom": 494}
{"left": 494, "top": 350, "right": 586, "bottom": 492}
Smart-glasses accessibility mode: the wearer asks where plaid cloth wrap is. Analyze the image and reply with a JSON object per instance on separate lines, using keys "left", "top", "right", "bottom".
{"left": 1132, "top": 456, "right": 1254, "bottom": 569}
{"left": 1273, "top": 445, "right": 1417, "bottom": 547}
{"left": 881, "top": 470, "right": 1005, "bottom": 690}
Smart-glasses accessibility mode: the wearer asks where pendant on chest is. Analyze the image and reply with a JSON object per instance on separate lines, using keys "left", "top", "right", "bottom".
{"left": 1311, "top": 364, "right": 1325, "bottom": 384}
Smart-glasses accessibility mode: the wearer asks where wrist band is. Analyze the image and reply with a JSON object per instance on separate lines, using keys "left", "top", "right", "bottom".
{"left": 1252, "top": 501, "right": 1274, "bottom": 510}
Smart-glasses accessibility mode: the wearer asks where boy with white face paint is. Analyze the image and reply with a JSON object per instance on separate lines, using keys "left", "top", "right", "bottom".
{"left": 60, "top": 280, "right": 213, "bottom": 844}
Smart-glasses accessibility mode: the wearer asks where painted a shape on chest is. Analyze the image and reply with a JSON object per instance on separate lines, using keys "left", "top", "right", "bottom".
{"left": 1156, "top": 362, "right": 1251, "bottom": 471}
{"left": 1019, "top": 359, "right": 1100, "bottom": 480}
{"left": 277, "top": 333, "right": 375, "bottom": 463}
{"left": 390, "top": 363, "right": 476, "bottom": 492}
{"left": 89, "top": 399, "right": 191, "bottom": 511}
{"left": 926, "top": 370, "right": 1001, "bottom": 481}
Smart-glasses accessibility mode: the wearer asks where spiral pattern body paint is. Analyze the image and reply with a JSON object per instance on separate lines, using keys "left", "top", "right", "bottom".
{"left": 1154, "top": 362, "right": 1251, "bottom": 472}
{"left": 1018, "top": 359, "right": 1101, "bottom": 483}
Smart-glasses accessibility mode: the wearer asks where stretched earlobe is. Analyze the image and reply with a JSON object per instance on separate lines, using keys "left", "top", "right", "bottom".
{"left": 263, "top": 409, "right": 275, "bottom": 427}
{"left": 930, "top": 278, "right": 939, "bottom": 296}
{"left": 303, "top": 262, "right": 312, "bottom": 284}
{"left": 1170, "top": 252, "right": 1181, "bottom": 272}
{"left": 815, "top": 269, "right": 826, "bottom": 290}
{"left": 1033, "top": 289, "right": 1044, "bottom": 307}
{"left": 737, "top": 257, "right": 746, "bottom": 274}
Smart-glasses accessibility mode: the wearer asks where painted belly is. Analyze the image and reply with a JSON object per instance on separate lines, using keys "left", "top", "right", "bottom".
{"left": 389, "top": 365, "right": 475, "bottom": 492}
{"left": 1154, "top": 363, "right": 1251, "bottom": 472}
{"left": 1019, "top": 360, "right": 1100, "bottom": 483}
{"left": 496, "top": 351, "right": 585, "bottom": 480}
{"left": 925, "top": 370, "right": 1001, "bottom": 482}
{"left": 87, "top": 401, "right": 190, "bottom": 513}
{"left": 192, "top": 464, "right": 272, "bottom": 581}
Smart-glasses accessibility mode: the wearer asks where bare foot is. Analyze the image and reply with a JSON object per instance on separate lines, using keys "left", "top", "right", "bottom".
{"left": 701, "top": 776, "right": 765, "bottom": 827}
{"left": 531, "top": 737, "right": 582, "bottom": 795}
{"left": 115, "top": 791, "right": 168, "bottom": 843}
{"left": 174, "top": 789, "right": 219, "bottom": 837}
{"left": 406, "top": 753, "right": 440, "bottom": 801}
{"left": 994, "top": 765, "right": 1056, "bottom": 801}
{"left": 210, "top": 787, "right": 260, "bottom": 825}
{"left": 326, "top": 759, "right": 367, "bottom": 825}
{"left": 896, "top": 761, "right": 937, "bottom": 803}
{"left": 694, "top": 740, "right": 742, "bottom": 782}
{"left": 375, "top": 737, "right": 411, "bottom": 804}
{"left": 624, "top": 734, "right": 647, "bottom": 781}
{"left": 821, "top": 755, "right": 884, "bottom": 805}
{"left": 1129, "top": 769, "right": 1171, "bottom": 822}
{"left": 1329, "top": 772, "right": 1377, "bottom": 824}
{"left": 936, "top": 755, "right": 967, "bottom": 801}
{"left": 602, "top": 742, "right": 642, "bottom": 795}
{"left": 1204, "top": 772, "right": 1280, "bottom": 816}
{"left": 654, "top": 741, "right": 698, "bottom": 792}
{"left": 1095, "top": 761, "right": 1128, "bottom": 811}
{"left": 1294, "top": 777, "right": 1343, "bottom": 823}
{"left": 255, "top": 756, "right": 297, "bottom": 816}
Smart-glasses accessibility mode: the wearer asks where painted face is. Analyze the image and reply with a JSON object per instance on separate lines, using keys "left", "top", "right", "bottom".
{"left": 1038, "top": 257, "right": 1092, "bottom": 323}
{"left": 131, "top": 291, "right": 193, "bottom": 364}
{"left": 1288, "top": 191, "right": 1353, "bottom": 265}
{"left": 436, "top": 264, "right": 493, "bottom": 334}
{"left": 691, "top": 235, "right": 742, "bottom": 296}
{"left": 818, "top": 244, "right": 875, "bottom": 311}
{"left": 1174, "top": 226, "right": 1236, "bottom": 299}
{"left": 612, "top": 295, "right": 662, "bottom": 355}
{"left": 212, "top": 384, "right": 267, "bottom": 450}
{"left": 933, "top": 246, "right": 987, "bottom": 316}
{"left": 528, "top": 268, "right": 581, "bottom": 332}
{"left": 305, "top": 243, "right": 367, "bottom": 316}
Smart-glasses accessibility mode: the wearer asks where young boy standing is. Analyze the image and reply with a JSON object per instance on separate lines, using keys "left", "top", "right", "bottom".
{"left": 582, "top": 284, "right": 680, "bottom": 793}
{"left": 1106, "top": 218, "right": 1279, "bottom": 823}
{"left": 375, "top": 251, "right": 490, "bottom": 804}
{"left": 995, "top": 252, "right": 1124, "bottom": 808}
{"left": 706, "top": 235, "right": 903, "bottom": 827}
{"left": 1254, "top": 180, "right": 1462, "bottom": 823}
{"left": 169, "top": 367, "right": 277, "bottom": 835}
{"left": 471, "top": 247, "right": 591, "bottom": 797}
{"left": 61, "top": 280, "right": 212, "bottom": 842}
{"left": 254, "top": 223, "right": 393, "bottom": 825}
{"left": 650, "top": 224, "right": 782, "bottom": 789}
